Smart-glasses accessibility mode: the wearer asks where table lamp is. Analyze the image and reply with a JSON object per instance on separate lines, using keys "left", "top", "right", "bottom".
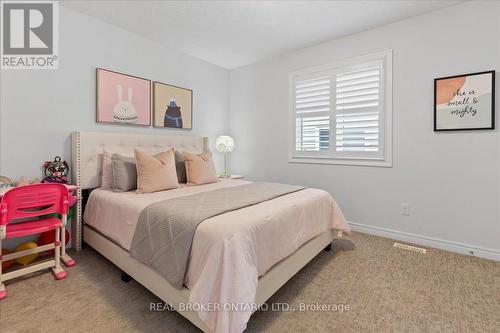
{"left": 215, "top": 135, "right": 235, "bottom": 178}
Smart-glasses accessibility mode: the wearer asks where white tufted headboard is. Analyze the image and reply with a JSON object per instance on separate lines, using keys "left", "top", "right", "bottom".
{"left": 71, "top": 131, "right": 208, "bottom": 189}
{"left": 70, "top": 130, "right": 208, "bottom": 250}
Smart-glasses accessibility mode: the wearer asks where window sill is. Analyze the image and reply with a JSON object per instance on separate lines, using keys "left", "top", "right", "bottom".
{"left": 288, "top": 156, "right": 392, "bottom": 167}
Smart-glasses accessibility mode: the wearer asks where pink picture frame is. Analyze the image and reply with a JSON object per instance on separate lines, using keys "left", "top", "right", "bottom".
{"left": 96, "top": 68, "right": 151, "bottom": 126}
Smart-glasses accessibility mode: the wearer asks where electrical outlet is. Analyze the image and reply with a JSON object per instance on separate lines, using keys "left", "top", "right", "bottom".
{"left": 400, "top": 203, "right": 410, "bottom": 216}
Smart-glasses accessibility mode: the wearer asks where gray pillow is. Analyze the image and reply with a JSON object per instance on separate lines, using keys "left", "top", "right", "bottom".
{"left": 111, "top": 154, "right": 137, "bottom": 192}
{"left": 175, "top": 151, "right": 187, "bottom": 184}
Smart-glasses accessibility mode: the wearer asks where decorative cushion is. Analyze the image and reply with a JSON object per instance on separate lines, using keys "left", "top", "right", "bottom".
{"left": 111, "top": 154, "right": 137, "bottom": 192}
{"left": 101, "top": 147, "right": 132, "bottom": 189}
{"left": 135, "top": 148, "right": 179, "bottom": 193}
{"left": 183, "top": 151, "right": 218, "bottom": 186}
{"left": 101, "top": 145, "right": 166, "bottom": 189}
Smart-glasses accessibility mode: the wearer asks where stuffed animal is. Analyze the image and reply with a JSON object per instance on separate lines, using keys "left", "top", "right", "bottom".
{"left": 0, "top": 176, "right": 12, "bottom": 185}
{"left": 0, "top": 176, "right": 14, "bottom": 195}
{"left": 15, "top": 176, "right": 31, "bottom": 186}
{"left": 13, "top": 176, "right": 41, "bottom": 187}
{"left": 42, "top": 156, "right": 68, "bottom": 184}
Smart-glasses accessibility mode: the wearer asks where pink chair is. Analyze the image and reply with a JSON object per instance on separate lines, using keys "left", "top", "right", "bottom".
{"left": 0, "top": 183, "right": 69, "bottom": 300}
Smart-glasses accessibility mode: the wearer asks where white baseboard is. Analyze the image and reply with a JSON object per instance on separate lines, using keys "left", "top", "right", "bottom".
{"left": 347, "top": 221, "right": 500, "bottom": 262}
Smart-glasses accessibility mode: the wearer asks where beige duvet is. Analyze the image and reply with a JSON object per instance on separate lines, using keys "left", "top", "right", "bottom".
{"left": 84, "top": 179, "right": 350, "bottom": 333}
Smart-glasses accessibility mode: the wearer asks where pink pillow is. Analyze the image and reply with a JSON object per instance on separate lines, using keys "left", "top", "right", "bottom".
{"left": 183, "top": 151, "right": 218, "bottom": 186}
{"left": 135, "top": 148, "right": 180, "bottom": 193}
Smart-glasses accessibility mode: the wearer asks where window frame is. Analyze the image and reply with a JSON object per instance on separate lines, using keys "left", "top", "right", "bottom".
{"left": 288, "top": 50, "right": 393, "bottom": 167}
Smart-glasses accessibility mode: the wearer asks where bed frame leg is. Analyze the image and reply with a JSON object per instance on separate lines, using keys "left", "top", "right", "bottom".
{"left": 121, "top": 270, "right": 132, "bottom": 283}
{"left": 324, "top": 243, "right": 332, "bottom": 252}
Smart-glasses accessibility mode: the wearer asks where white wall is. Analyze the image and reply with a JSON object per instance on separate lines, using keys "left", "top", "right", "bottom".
{"left": 229, "top": 2, "right": 500, "bottom": 257}
{"left": 0, "top": 6, "right": 230, "bottom": 179}
{"left": 1, "top": 2, "right": 498, "bottom": 258}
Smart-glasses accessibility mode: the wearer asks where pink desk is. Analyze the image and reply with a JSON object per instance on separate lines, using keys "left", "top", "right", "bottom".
{"left": 0, "top": 183, "right": 77, "bottom": 267}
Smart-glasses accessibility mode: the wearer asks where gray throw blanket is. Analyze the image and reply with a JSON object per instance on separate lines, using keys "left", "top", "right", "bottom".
{"left": 129, "top": 182, "right": 304, "bottom": 289}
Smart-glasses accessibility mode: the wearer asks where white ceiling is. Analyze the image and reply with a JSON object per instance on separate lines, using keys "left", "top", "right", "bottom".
{"left": 63, "top": 1, "right": 460, "bottom": 69}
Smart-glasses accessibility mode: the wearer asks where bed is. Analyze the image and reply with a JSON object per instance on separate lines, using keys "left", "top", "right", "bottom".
{"left": 71, "top": 131, "right": 349, "bottom": 333}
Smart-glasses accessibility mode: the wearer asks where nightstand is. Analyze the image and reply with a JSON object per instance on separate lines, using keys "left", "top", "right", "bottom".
{"left": 219, "top": 175, "right": 245, "bottom": 180}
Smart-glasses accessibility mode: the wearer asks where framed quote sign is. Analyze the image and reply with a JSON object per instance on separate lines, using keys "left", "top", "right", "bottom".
{"left": 434, "top": 71, "right": 495, "bottom": 131}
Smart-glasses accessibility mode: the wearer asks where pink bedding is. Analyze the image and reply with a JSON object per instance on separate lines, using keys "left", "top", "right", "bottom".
{"left": 84, "top": 179, "right": 349, "bottom": 332}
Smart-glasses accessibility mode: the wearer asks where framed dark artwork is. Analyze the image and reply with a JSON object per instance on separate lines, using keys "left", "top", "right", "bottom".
{"left": 153, "top": 81, "right": 193, "bottom": 129}
{"left": 96, "top": 68, "right": 151, "bottom": 126}
{"left": 434, "top": 70, "right": 495, "bottom": 131}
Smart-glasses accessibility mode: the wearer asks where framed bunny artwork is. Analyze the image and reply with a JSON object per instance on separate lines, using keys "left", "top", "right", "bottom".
{"left": 96, "top": 68, "right": 151, "bottom": 126}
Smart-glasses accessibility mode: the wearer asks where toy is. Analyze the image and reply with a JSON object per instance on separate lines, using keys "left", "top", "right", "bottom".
{"left": 0, "top": 176, "right": 12, "bottom": 185}
{"left": 1, "top": 249, "right": 14, "bottom": 271}
{"left": 14, "top": 242, "right": 39, "bottom": 265}
{"left": 42, "top": 156, "right": 69, "bottom": 184}
{"left": 38, "top": 229, "right": 70, "bottom": 253}
{"left": 15, "top": 176, "right": 31, "bottom": 186}
{"left": 0, "top": 176, "right": 14, "bottom": 196}
{"left": 13, "top": 176, "right": 41, "bottom": 187}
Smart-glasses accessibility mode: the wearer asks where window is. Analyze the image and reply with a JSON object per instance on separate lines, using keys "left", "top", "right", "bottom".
{"left": 290, "top": 50, "right": 392, "bottom": 167}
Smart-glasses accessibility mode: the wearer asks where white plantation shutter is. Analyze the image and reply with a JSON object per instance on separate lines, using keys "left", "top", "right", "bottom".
{"left": 290, "top": 51, "right": 392, "bottom": 166}
{"left": 295, "top": 76, "right": 331, "bottom": 151}
{"left": 335, "top": 65, "right": 381, "bottom": 152}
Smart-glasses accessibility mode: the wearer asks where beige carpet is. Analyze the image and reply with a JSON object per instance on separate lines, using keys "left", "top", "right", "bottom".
{"left": 0, "top": 232, "right": 499, "bottom": 333}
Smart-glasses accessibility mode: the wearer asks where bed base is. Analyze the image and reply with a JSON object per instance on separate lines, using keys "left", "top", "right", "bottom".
{"left": 83, "top": 225, "right": 335, "bottom": 332}
{"left": 121, "top": 270, "right": 132, "bottom": 283}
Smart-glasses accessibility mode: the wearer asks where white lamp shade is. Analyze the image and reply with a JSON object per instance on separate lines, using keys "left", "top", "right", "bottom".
{"left": 215, "top": 135, "right": 235, "bottom": 153}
